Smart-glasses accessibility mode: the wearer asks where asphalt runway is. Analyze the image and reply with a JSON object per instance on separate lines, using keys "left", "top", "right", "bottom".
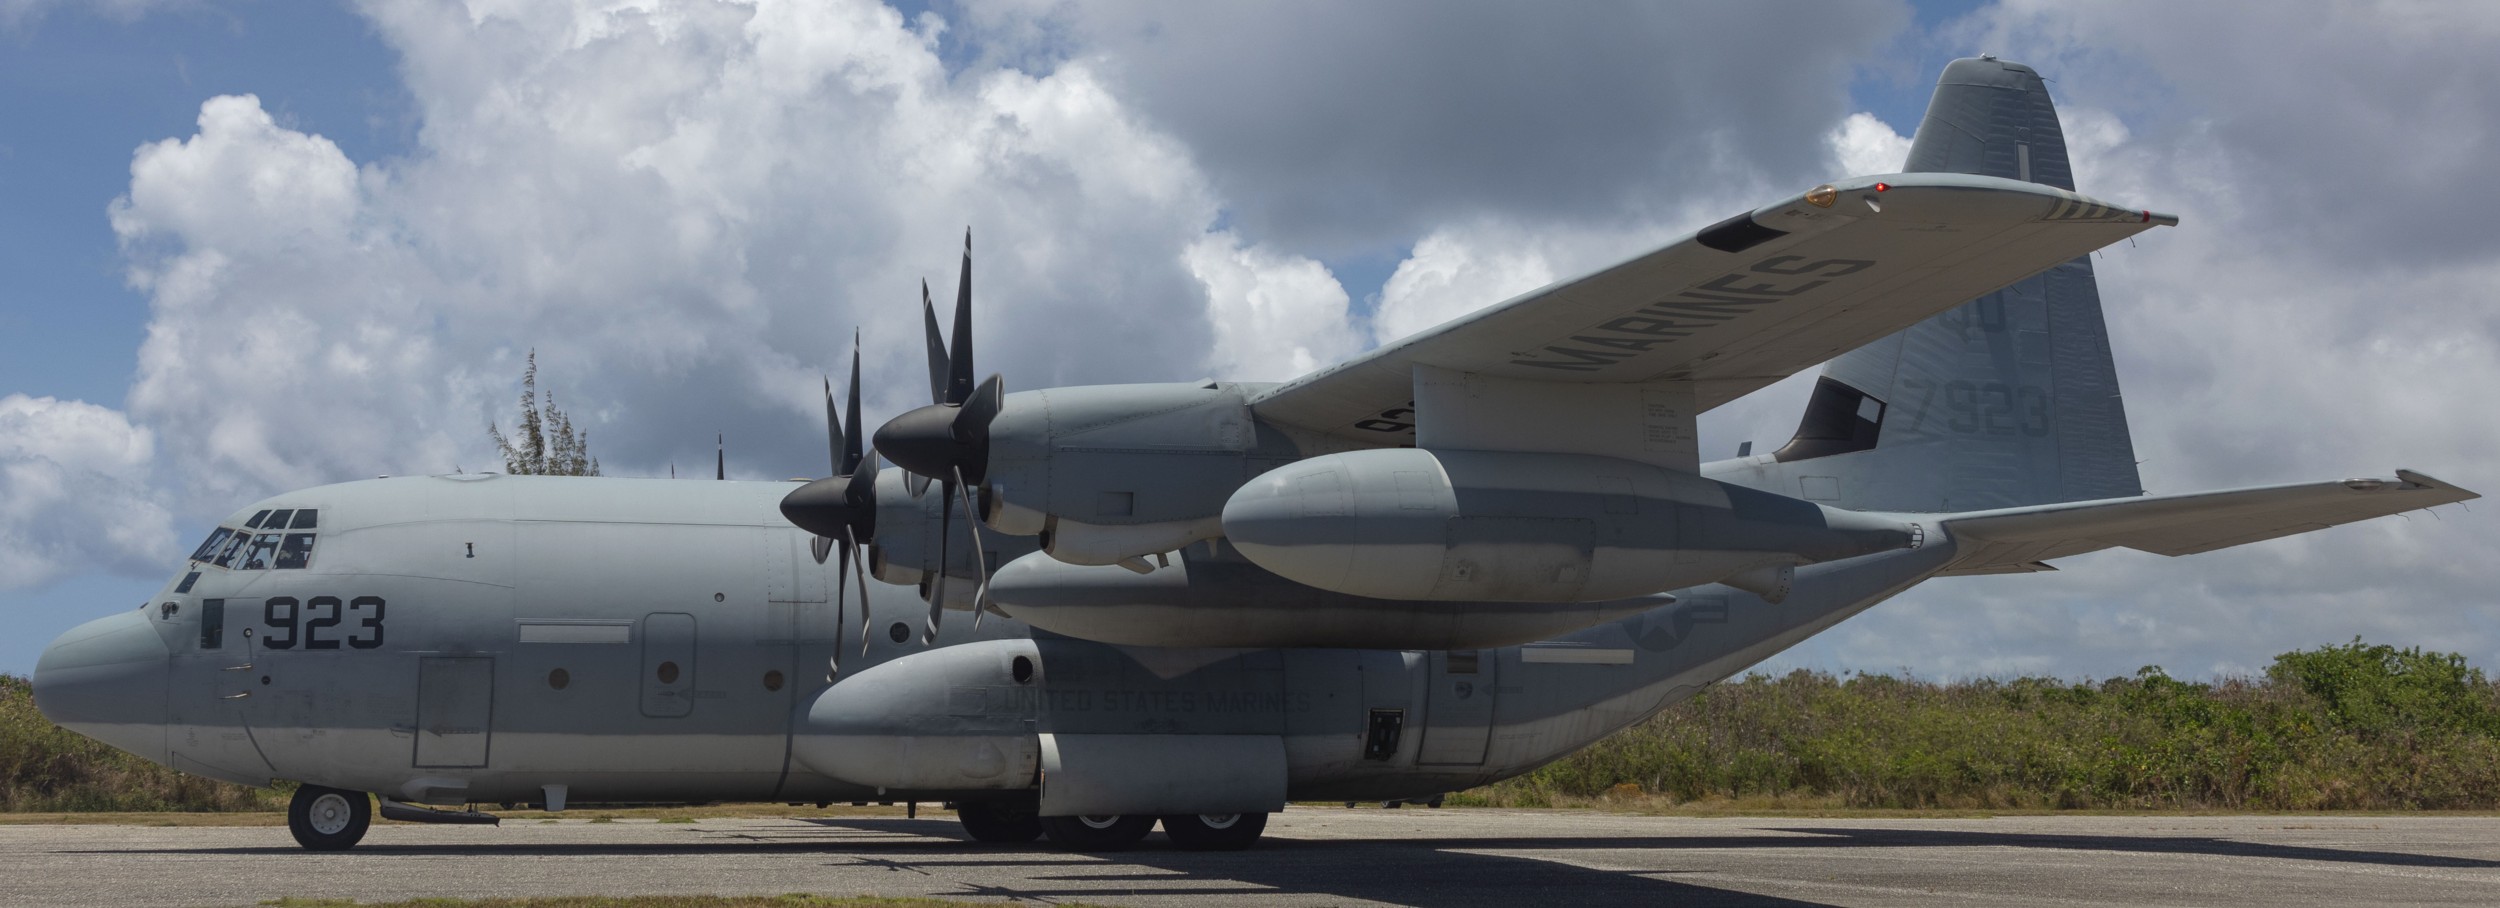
{"left": 3, "top": 809, "right": 2497, "bottom": 907}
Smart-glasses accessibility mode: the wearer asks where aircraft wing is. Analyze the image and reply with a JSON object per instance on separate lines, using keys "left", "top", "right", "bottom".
{"left": 1931, "top": 470, "right": 2480, "bottom": 576}
{"left": 1249, "top": 173, "right": 2175, "bottom": 446}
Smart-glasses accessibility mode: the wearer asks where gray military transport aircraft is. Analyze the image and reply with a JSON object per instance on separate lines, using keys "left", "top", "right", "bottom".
{"left": 34, "top": 57, "right": 2478, "bottom": 853}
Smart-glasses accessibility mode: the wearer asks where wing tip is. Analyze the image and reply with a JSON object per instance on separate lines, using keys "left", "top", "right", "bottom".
{"left": 2393, "top": 469, "right": 2481, "bottom": 501}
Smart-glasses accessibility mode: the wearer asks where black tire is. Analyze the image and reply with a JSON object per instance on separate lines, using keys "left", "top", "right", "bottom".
{"left": 1159, "top": 812, "right": 1268, "bottom": 851}
{"left": 1039, "top": 814, "right": 1155, "bottom": 851}
{"left": 958, "top": 797, "right": 1044, "bottom": 844}
{"left": 288, "top": 785, "right": 371, "bottom": 851}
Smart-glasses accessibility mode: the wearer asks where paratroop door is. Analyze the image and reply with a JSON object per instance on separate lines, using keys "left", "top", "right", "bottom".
{"left": 640, "top": 612, "right": 696, "bottom": 718}
{"left": 413, "top": 657, "right": 494, "bottom": 768}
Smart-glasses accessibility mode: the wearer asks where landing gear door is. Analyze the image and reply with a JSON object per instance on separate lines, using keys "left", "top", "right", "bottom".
{"left": 1416, "top": 649, "right": 1496, "bottom": 766}
{"left": 413, "top": 656, "right": 494, "bottom": 768}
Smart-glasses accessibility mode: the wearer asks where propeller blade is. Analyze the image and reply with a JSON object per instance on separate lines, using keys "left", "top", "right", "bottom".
{"left": 810, "top": 534, "right": 833, "bottom": 566}
{"left": 841, "top": 333, "right": 865, "bottom": 476}
{"left": 946, "top": 228, "right": 975, "bottom": 406}
{"left": 823, "top": 375, "right": 842, "bottom": 477}
{"left": 845, "top": 453, "right": 880, "bottom": 529}
{"left": 921, "top": 280, "right": 949, "bottom": 406}
{"left": 828, "top": 543, "right": 848, "bottom": 681}
{"left": 954, "top": 468, "right": 992, "bottom": 631}
{"left": 904, "top": 469, "right": 931, "bottom": 499}
{"left": 925, "top": 479, "right": 952, "bottom": 645}
{"left": 846, "top": 527, "right": 874, "bottom": 657}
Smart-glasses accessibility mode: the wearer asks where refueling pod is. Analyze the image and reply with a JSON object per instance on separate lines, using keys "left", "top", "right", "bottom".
{"left": 1221, "top": 448, "right": 1917, "bottom": 602}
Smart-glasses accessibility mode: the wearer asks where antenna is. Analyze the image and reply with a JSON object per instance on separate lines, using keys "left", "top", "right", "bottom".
{"left": 716, "top": 434, "right": 725, "bottom": 481}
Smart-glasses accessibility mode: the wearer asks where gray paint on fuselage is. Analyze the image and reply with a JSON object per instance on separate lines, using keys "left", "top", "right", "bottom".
{"left": 72, "top": 473, "right": 1953, "bottom": 808}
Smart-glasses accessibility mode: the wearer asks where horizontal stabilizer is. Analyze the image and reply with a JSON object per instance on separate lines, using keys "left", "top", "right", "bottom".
{"left": 1931, "top": 470, "right": 2478, "bottom": 576}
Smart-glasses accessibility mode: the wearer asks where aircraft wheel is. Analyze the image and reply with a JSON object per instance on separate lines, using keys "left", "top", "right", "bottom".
{"left": 957, "top": 797, "right": 1043, "bottom": 843}
{"left": 1038, "top": 814, "right": 1154, "bottom": 851}
{"left": 1160, "top": 812, "right": 1268, "bottom": 851}
{"left": 288, "top": 785, "right": 371, "bottom": 851}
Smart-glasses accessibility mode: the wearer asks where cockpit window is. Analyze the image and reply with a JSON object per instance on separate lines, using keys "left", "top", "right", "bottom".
{"left": 276, "top": 534, "right": 317, "bottom": 570}
{"left": 241, "top": 533, "right": 283, "bottom": 570}
{"left": 190, "top": 528, "right": 235, "bottom": 563}
{"left": 193, "top": 509, "right": 323, "bottom": 571}
{"left": 209, "top": 531, "right": 250, "bottom": 568}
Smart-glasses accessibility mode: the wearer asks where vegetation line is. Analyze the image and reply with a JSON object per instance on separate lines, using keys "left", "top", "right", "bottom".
{"left": 8, "top": 640, "right": 2495, "bottom": 814}
{"left": 1461, "top": 640, "right": 2500, "bottom": 811}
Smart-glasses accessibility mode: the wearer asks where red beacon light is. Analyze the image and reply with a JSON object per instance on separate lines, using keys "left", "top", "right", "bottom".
{"left": 1872, "top": 181, "right": 1891, "bottom": 192}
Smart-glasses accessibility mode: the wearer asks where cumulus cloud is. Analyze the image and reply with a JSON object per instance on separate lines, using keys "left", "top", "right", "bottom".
{"left": 1187, "top": 232, "right": 1362, "bottom": 382}
{"left": 1828, "top": 111, "right": 1914, "bottom": 177}
{"left": 0, "top": 396, "right": 175, "bottom": 589}
{"left": 105, "top": 0, "right": 1347, "bottom": 518}
{"left": 956, "top": 0, "right": 1912, "bottom": 258}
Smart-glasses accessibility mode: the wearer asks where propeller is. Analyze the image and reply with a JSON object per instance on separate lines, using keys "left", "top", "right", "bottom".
{"left": 876, "top": 228, "right": 1007, "bottom": 644}
{"left": 779, "top": 334, "right": 879, "bottom": 679}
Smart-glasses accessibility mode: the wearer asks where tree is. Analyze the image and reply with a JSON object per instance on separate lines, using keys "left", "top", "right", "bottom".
{"left": 487, "top": 350, "right": 600, "bottom": 476}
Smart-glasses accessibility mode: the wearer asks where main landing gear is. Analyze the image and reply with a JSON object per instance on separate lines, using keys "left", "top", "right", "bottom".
{"left": 956, "top": 796, "right": 1044, "bottom": 843}
{"left": 288, "top": 784, "right": 372, "bottom": 851}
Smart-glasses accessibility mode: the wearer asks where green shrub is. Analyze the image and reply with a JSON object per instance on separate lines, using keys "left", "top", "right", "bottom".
{"left": 0, "top": 675, "right": 279, "bottom": 812}
{"left": 1472, "top": 640, "right": 2500, "bottom": 811}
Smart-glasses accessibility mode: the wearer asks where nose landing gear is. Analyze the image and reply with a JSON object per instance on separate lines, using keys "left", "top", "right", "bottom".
{"left": 288, "top": 784, "right": 372, "bottom": 851}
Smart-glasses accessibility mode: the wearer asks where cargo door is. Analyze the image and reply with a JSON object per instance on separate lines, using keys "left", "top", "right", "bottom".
{"left": 413, "top": 656, "right": 494, "bottom": 768}
{"left": 1416, "top": 649, "right": 1497, "bottom": 765}
{"left": 640, "top": 612, "right": 697, "bottom": 718}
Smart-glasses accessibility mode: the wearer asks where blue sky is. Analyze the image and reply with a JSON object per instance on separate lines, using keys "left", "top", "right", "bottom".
{"left": 0, "top": 0, "right": 1942, "bottom": 671}
{"left": 2, "top": 0, "right": 2493, "bottom": 679}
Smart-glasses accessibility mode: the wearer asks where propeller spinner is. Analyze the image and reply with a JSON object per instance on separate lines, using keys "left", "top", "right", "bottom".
{"left": 778, "top": 334, "right": 879, "bottom": 679}
{"left": 874, "top": 229, "right": 1006, "bottom": 644}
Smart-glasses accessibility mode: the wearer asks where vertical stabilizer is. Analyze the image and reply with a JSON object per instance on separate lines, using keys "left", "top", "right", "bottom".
{"left": 1706, "top": 57, "right": 2142, "bottom": 512}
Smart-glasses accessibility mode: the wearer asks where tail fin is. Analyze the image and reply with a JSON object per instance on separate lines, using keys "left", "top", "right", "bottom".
{"left": 1709, "top": 56, "right": 2141, "bottom": 513}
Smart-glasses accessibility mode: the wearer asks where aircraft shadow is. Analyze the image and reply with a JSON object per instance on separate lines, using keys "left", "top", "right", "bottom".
{"left": 75, "top": 815, "right": 2498, "bottom": 907}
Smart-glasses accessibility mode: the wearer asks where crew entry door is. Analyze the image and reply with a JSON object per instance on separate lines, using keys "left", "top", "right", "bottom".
{"left": 1416, "top": 650, "right": 1498, "bottom": 765}
{"left": 413, "top": 657, "right": 495, "bottom": 768}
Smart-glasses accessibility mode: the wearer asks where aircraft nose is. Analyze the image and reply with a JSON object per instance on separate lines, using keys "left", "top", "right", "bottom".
{"left": 33, "top": 609, "right": 171, "bottom": 764}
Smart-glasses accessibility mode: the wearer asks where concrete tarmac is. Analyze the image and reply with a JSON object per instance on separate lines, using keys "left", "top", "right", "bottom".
{"left": 3, "top": 809, "right": 2497, "bottom": 907}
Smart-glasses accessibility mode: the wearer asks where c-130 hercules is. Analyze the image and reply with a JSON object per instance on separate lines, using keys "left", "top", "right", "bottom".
{"left": 36, "top": 57, "right": 2477, "bottom": 853}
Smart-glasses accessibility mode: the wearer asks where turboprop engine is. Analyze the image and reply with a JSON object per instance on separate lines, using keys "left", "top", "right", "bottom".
{"left": 1221, "top": 448, "right": 1919, "bottom": 603}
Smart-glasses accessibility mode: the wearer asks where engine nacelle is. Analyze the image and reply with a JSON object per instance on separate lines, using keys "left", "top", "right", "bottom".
{"left": 867, "top": 469, "right": 1042, "bottom": 600}
{"left": 1040, "top": 516, "right": 1221, "bottom": 567}
{"left": 792, "top": 640, "right": 1041, "bottom": 792}
{"left": 987, "top": 545, "right": 1668, "bottom": 650}
{"left": 1221, "top": 448, "right": 1914, "bottom": 602}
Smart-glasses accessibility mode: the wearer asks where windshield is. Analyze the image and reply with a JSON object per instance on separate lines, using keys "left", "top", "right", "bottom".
{"left": 189, "top": 509, "right": 321, "bottom": 571}
{"left": 189, "top": 528, "right": 235, "bottom": 562}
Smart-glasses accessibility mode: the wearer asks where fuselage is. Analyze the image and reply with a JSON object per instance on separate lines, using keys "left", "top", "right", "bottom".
{"left": 35, "top": 473, "right": 1953, "bottom": 810}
